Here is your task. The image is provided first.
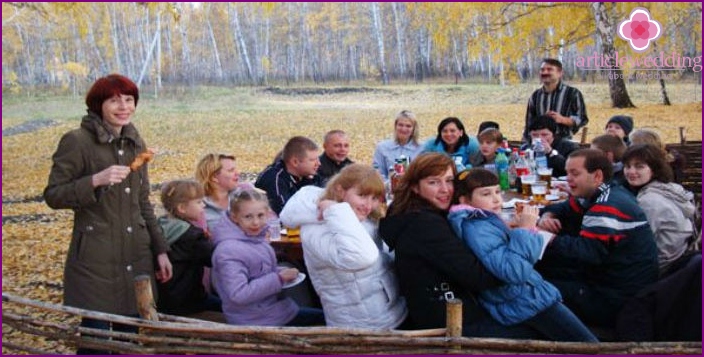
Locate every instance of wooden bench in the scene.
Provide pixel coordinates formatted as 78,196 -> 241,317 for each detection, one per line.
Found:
664,140 -> 702,205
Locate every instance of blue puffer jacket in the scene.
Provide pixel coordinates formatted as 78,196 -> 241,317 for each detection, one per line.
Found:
422,137 -> 479,167
448,206 -> 561,325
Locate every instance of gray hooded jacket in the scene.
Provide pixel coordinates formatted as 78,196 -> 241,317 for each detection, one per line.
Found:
637,181 -> 696,272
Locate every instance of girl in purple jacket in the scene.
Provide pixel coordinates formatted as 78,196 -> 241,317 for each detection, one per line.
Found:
210,189 -> 324,326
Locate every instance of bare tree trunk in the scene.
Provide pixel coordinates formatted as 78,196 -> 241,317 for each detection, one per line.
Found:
651,42 -> 671,105
348,46 -> 358,81
299,3 -> 307,81
452,37 -> 463,83
591,2 -> 636,108
263,16 -> 270,85
300,4 -> 321,83
87,25 -> 108,75
391,2 -> 407,76
178,12 -> 192,85
205,4 -> 224,81
163,19 -> 173,81
425,31 -> 433,76
415,28 -> 426,83
109,4 -> 123,75
229,3 -> 254,84
498,31 -> 505,86
370,2 -> 389,85
120,7 -> 136,78
136,16 -> 160,87
285,3 -> 297,84
156,12 -> 161,96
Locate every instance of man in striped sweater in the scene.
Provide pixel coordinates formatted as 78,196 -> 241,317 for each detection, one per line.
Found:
536,149 -> 658,327
523,58 -> 589,143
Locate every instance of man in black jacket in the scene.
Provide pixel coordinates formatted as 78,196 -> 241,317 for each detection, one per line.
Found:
522,114 -> 580,177
255,136 -> 323,215
317,130 -> 353,184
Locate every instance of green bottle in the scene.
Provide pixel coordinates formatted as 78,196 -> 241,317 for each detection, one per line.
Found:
495,149 -> 510,191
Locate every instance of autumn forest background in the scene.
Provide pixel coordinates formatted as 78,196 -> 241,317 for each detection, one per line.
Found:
2,2 -> 702,354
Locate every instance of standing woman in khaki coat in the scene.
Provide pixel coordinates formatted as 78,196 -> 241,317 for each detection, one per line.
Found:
44,74 -> 172,354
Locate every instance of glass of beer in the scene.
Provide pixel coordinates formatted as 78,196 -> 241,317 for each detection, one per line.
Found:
537,167 -> 553,190
531,181 -> 548,203
520,174 -> 537,198
286,226 -> 301,241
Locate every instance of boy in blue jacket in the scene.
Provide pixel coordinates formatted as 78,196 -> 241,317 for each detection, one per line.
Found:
448,168 -> 597,342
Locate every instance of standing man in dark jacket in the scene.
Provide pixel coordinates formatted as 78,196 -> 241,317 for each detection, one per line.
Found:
523,58 -> 588,143
537,149 -> 658,327
255,136 -> 323,215
317,130 -> 353,184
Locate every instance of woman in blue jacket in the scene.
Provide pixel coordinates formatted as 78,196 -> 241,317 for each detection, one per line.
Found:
422,117 -> 479,168
448,168 -> 597,342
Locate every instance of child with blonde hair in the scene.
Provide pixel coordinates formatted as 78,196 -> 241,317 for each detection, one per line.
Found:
157,180 -> 221,316
210,189 -> 324,326
448,168 -> 597,342
280,164 -> 408,329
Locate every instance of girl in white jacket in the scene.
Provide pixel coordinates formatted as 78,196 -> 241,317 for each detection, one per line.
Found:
280,164 -> 408,329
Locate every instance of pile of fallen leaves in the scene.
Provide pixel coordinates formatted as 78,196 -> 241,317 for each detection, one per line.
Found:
2,83 -> 701,353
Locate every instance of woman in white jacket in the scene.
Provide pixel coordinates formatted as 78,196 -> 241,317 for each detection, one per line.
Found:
280,164 -> 408,329
623,144 -> 697,275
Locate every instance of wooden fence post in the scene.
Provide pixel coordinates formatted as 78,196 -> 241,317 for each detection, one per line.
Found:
679,126 -> 686,144
580,127 -> 589,144
445,298 -> 463,338
134,275 -> 158,322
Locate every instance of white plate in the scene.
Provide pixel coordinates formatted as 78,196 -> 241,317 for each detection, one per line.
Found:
282,272 -> 306,289
545,194 -> 560,201
502,198 -> 529,209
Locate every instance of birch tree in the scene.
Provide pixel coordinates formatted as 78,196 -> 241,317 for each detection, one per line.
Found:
369,2 -> 389,84
229,3 -> 254,84
592,2 -> 635,108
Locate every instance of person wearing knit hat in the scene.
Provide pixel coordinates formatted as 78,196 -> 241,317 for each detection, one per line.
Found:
605,115 -> 634,144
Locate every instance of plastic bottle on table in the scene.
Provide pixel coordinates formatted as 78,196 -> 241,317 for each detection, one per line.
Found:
391,159 -> 405,197
533,138 -> 548,170
515,151 -> 530,177
495,149 -> 510,191
508,148 -> 519,190
453,155 -> 466,172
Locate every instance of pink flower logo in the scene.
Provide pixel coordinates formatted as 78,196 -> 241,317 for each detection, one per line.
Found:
618,8 -> 661,52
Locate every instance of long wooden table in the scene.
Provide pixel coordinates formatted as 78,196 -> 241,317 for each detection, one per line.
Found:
270,235 -> 303,265
270,189 -> 567,264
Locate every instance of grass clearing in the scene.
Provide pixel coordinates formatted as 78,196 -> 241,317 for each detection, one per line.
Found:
3,82 -> 701,199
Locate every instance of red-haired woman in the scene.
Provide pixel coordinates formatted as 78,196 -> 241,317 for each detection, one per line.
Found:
44,74 -> 172,354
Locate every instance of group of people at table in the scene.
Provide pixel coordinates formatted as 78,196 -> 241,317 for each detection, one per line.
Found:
43,58 -> 699,354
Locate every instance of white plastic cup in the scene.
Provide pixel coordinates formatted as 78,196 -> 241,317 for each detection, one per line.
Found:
268,218 -> 282,241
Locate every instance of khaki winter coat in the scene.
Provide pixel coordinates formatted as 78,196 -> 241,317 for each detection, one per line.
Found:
44,112 -> 167,315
